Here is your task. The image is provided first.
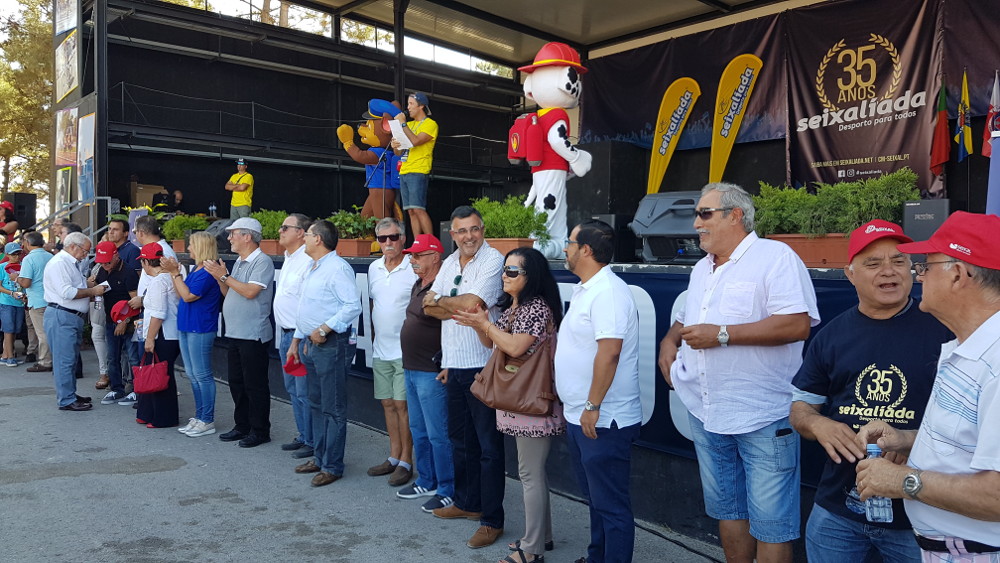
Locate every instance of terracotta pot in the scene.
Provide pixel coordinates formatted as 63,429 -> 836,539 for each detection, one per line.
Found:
485,238 -> 535,256
259,239 -> 282,256
337,238 -> 373,257
171,239 -> 185,253
768,233 -> 850,268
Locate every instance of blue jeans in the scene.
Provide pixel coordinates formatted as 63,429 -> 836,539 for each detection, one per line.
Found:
567,421 -> 640,563
806,504 -> 921,563
447,367 -> 505,528
399,173 -> 428,210
44,306 -> 83,407
405,369 -> 454,498
178,331 -> 217,424
688,413 -> 801,543
105,323 -> 140,395
302,332 -> 349,475
280,328 -> 311,447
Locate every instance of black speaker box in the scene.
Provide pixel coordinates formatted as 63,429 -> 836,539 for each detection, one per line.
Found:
903,199 -> 949,243
5,193 -> 36,230
205,218 -> 235,254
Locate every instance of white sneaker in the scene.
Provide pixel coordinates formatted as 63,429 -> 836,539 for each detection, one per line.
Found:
178,418 -> 198,434
186,421 -> 216,437
117,392 -> 137,406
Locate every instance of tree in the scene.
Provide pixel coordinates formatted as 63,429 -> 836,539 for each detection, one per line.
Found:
0,0 -> 52,198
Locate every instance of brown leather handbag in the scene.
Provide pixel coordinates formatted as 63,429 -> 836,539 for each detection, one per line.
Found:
471,323 -> 558,416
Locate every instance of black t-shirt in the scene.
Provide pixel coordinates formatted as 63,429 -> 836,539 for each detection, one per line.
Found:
95,261 -> 140,324
400,278 -> 441,373
793,299 -> 952,528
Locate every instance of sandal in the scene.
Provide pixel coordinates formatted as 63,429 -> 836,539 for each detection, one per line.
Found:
500,547 -> 544,563
508,540 -> 554,552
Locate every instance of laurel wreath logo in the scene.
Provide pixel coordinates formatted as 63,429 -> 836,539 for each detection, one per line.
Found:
855,363 -> 877,407
887,364 -> 907,408
854,363 -> 907,410
814,35 -> 902,111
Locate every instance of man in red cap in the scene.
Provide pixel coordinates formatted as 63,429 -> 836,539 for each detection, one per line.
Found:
856,211 -> 1000,560
92,241 -> 140,405
790,220 -> 952,562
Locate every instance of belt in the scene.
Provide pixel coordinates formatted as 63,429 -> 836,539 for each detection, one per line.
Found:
47,303 -> 88,320
915,534 -> 1000,554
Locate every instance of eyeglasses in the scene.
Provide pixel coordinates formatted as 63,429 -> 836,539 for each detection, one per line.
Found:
502,266 -> 526,278
695,207 -> 734,220
304,231 -> 319,238
451,226 -> 483,236
376,233 -> 401,243
564,239 -> 581,246
279,225 -> 303,232
913,260 -> 957,276
450,274 -> 462,297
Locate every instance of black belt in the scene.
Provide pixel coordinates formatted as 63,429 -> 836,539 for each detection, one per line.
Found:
915,534 -> 1000,554
47,303 -> 87,320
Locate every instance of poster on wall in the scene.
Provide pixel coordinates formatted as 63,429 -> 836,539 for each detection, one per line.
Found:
77,112 -> 95,201
54,0 -> 77,36
786,0 -> 939,193
55,31 -> 78,103
55,107 -> 78,167
56,167 -> 73,208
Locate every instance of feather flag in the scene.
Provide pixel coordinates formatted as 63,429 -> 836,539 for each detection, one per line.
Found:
983,70 -> 999,158
930,84 -> 950,176
954,70 -> 973,162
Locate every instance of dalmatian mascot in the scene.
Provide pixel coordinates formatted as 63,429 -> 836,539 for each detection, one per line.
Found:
509,42 -> 593,259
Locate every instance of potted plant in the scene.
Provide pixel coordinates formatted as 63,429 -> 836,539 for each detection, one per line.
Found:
250,209 -> 288,255
754,168 -> 919,268
162,214 -> 210,252
326,205 -> 378,257
470,195 -> 549,255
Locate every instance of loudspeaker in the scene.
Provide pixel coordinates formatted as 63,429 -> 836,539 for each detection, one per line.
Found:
205,218 -> 235,254
5,193 -> 36,229
439,221 -> 457,253
591,213 -> 639,262
903,199 -> 949,242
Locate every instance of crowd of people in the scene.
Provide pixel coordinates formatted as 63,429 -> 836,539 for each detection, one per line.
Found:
9,179 -> 999,563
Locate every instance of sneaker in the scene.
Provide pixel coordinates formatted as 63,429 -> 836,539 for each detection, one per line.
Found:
117,392 -> 137,406
100,391 -> 125,405
421,495 -> 454,513
186,421 -> 216,437
178,418 -> 199,434
3,358 -> 19,367
396,483 -> 436,500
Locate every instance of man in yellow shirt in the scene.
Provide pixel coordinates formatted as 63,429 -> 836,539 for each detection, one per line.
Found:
391,93 -> 438,237
225,158 -> 254,218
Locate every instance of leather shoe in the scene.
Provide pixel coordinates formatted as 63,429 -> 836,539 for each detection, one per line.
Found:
295,460 -> 320,474
281,438 -> 304,451
367,459 -> 396,476
58,400 -> 93,412
433,505 -> 482,520
467,525 -> 503,549
291,447 -> 314,459
387,465 -> 412,486
311,471 -> 342,487
95,374 -> 109,389
218,428 -> 248,442
75,394 -> 92,403
27,363 -> 52,372
238,433 -> 271,448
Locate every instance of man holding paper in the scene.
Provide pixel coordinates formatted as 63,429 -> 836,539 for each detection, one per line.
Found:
390,92 -> 438,237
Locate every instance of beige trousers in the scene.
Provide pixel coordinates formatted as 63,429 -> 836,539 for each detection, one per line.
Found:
28,307 -> 50,367
515,434 -> 554,556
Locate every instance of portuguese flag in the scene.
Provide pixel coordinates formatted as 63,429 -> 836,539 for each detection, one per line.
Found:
930,84 -> 950,176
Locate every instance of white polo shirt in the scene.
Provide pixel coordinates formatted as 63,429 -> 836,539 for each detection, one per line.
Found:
671,231 -> 820,435
368,255 -> 417,360
43,250 -> 89,313
273,245 -> 312,331
555,265 -> 641,428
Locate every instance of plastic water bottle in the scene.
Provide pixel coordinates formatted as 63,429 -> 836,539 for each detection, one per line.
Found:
208,202 -> 217,217
348,326 -> 357,346
94,294 -> 103,310
864,444 -> 894,523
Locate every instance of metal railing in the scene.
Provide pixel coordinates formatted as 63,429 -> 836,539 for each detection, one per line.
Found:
32,196 -> 115,244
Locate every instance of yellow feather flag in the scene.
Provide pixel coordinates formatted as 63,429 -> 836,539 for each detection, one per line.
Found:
709,54 -> 763,183
647,77 -> 701,194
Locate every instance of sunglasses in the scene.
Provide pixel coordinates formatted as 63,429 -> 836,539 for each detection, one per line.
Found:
279,225 -> 303,232
502,266 -> 526,278
695,207 -> 734,220
449,274 -> 462,297
376,233 -> 401,243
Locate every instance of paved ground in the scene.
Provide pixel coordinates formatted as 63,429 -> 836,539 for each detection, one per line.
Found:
0,348 -> 725,563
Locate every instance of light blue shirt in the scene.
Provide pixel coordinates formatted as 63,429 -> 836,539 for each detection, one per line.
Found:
18,248 -> 54,309
294,251 -> 362,339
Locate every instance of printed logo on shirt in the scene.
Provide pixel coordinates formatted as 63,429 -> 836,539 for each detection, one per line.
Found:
836,363 -> 916,427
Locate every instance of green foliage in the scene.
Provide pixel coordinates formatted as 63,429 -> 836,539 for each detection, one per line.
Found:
753,168 -> 920,237
162,214 -> 209,241
326,206 -> 377,239
470,195 -> 549,243
250,209 -> 288,240
121,204 -> 171,226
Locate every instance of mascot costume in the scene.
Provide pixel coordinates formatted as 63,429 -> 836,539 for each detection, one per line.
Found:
509,42 -> 593,259
337,99 -> 403,220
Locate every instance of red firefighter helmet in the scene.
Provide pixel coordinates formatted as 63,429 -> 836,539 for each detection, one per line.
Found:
518,42 -> 588,75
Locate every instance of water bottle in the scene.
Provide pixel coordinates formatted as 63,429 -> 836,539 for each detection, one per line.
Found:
348,326 -> 357,346
94,294 -> 103,310
135,317 -> 145,342
864,444 -> 894,523
208,202 -> 217,217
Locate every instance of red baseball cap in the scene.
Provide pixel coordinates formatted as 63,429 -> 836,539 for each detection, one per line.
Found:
94,241 -> 118,263
283,356 -> 308,377
897,211 -> 1000,269
403,234 -> 444,254
110,300 -> 140,324
847,220 -> 913,263
139,242 -> 164,260
0,201 -> 13,212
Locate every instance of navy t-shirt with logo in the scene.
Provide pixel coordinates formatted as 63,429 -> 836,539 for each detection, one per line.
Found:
793,299 -> 952,529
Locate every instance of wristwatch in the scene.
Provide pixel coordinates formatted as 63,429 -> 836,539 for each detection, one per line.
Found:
318,327 -> 328,337
902,470 -> 924,499
433,294 -> 443,303
717,325 -> 730,347
583,400 -> 601,411
220,274 -> 230,283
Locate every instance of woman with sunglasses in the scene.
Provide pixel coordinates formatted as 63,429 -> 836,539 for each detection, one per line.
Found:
454,246 -> 565,563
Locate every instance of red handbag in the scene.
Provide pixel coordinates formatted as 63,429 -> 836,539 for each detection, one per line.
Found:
132,353 -> 169,394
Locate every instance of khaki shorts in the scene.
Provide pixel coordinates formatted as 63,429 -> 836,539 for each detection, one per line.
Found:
373,357 -> 406,401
